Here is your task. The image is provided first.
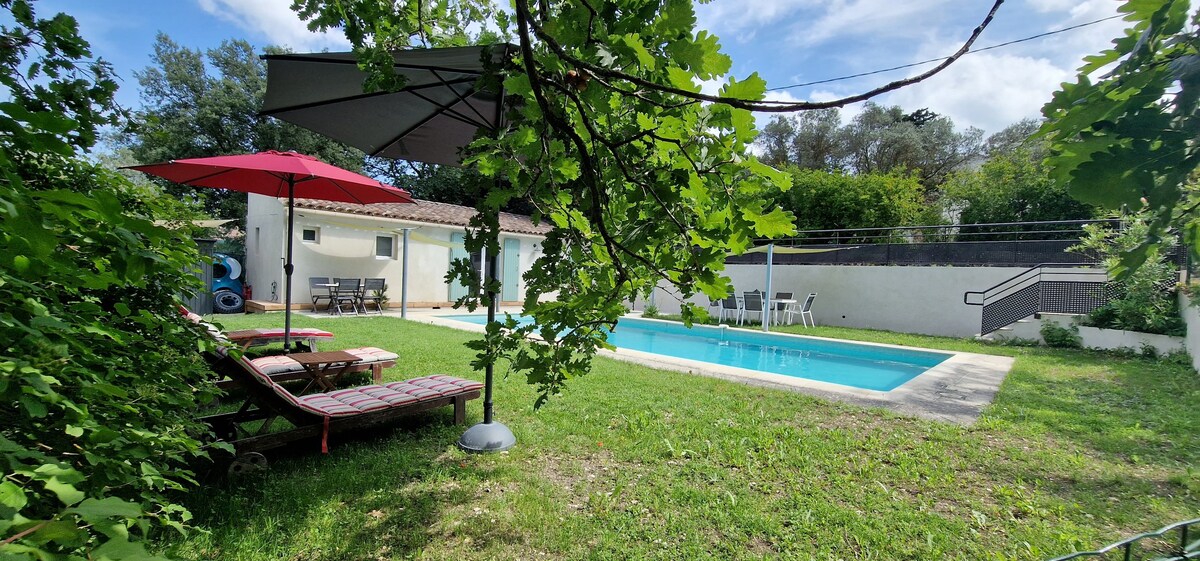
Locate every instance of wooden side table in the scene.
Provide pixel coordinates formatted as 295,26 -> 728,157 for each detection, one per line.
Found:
287,350 -> 363,393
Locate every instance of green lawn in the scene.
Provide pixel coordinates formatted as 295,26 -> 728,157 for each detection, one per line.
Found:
165,313 -> 1200,560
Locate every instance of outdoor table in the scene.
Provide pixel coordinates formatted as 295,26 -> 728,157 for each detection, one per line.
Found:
288,350 -> 363,393
224,329 -> 333,352
771,299 -> 797,326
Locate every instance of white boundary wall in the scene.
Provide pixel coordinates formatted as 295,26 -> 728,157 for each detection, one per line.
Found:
1180,293 -> 1200,371
995,313 -> 1186,355
650,265 -> 1031,338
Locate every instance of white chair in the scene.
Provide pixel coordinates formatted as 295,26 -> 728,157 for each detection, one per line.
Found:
785,293 -> 817,327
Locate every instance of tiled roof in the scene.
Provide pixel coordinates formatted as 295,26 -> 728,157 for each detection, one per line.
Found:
291,197 -> 551,236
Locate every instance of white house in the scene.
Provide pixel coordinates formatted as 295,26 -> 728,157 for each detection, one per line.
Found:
244,194 -> 550,310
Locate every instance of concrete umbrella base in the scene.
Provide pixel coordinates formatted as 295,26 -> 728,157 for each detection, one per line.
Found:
457,420 -> 516,453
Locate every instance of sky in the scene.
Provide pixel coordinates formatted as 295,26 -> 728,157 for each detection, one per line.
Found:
42,0 -> 1137,137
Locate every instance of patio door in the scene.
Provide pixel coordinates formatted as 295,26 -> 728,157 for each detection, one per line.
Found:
501,238 -> 520,302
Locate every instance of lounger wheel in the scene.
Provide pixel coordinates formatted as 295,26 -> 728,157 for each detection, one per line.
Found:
227,452 -> 268,476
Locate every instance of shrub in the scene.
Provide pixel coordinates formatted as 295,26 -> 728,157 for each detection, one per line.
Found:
642,304 -> 661,318
1040,322 -> 1082,348
1070,217 -> 1185,336
1,4 -> 219,559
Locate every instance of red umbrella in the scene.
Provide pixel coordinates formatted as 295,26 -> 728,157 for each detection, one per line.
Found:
128,150 -> 414,350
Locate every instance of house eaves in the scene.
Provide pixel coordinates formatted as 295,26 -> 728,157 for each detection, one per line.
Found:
289,197 -> 551,236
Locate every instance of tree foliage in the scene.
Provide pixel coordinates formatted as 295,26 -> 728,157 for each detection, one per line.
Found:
774,168 -> 931,237
983,117 -> 1042,159
1040,0 -> 1200,275
1,2 -> 219,559
942,147 -> 1097,226
122,35 -> 367,225
292,0 -> 1003,404
1070,218 -> 1184,335
758,108 -> 842,170
756,104 -> 985,190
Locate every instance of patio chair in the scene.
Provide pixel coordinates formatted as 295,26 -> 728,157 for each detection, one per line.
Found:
331,277 -> 361,316
741,292 -> 765,326
784,293 -> 817,327
718,296 -> 741,324
309,277 -> 333,312
358,278 -> 387,314
201,348 -> 482,471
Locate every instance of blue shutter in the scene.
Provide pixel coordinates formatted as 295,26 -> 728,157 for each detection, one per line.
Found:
502,238 -> 521,301
449,232 -> 468,301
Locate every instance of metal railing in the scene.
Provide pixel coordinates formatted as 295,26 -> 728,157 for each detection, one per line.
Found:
780,219 -> 1117,245
963,263 -> 1111,335
1047,518 -> 1200,560
730,219 -> 1123,267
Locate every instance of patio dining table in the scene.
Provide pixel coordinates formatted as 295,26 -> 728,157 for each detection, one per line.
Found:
771,299 -> 797,326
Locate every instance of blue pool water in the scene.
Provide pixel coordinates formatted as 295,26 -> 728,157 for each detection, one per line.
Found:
439,315 -> 951,392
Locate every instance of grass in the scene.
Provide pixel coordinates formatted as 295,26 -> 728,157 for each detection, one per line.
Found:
164,313 -> 1200,560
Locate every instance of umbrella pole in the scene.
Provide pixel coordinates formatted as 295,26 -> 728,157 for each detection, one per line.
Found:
401,227 -> 412,319
763,242 -> 774,332
457,230 -> 515,452
283,178 -> 296,352
483,249 -> 497,423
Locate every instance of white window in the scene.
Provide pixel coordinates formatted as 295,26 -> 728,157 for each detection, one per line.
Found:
375,235 -> 396,259
301,227 -> 320,243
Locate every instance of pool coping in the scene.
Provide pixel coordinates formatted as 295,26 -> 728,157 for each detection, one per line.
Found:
414,310 -> 1015,425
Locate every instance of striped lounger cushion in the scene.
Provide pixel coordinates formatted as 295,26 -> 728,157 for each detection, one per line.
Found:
233,352 -> 481,417
297,376 -> 486,417
249,347 -> 399,375
242,327 -> 335,342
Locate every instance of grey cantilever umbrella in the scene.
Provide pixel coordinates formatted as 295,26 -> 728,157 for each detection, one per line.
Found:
261,45 -> 511,165
261,44 -> 517,452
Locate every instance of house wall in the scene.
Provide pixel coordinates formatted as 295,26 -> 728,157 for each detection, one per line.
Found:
245,195 -> 544,310
650,265 -> 1030,338
245,194 -> 286,303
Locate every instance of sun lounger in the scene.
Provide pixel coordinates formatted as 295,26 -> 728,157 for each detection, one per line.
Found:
180,307 -> 334,350
224,327 -> 335,351
202,348 -> 482,471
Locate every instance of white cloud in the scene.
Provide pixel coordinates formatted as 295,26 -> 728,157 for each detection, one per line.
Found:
195,0 -> 349,51
696,0 -> 820,43
699,77 -> 727,96
787,0 -> 953,47
881,49 -> 1066,133
1026,0 -> 1087,14
1024,0 -> 1125,67
788,2 -> 1134,133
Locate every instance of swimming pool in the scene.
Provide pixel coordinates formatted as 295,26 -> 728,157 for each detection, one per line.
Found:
438,315 -> 951,392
